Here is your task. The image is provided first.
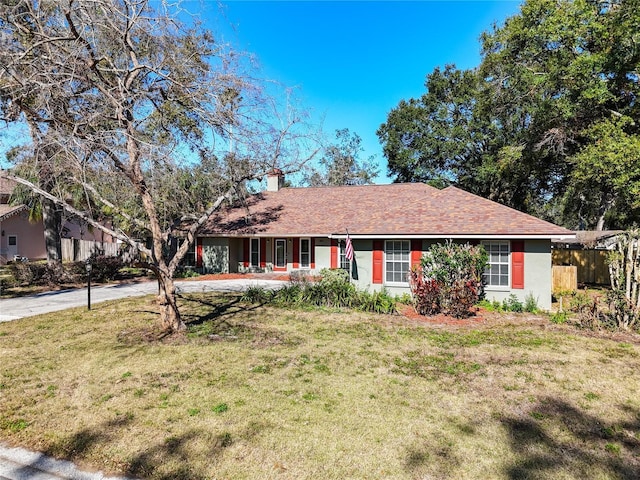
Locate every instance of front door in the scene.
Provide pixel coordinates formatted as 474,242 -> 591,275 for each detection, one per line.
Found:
7,235 -> 17,260
274,238 -> 286,270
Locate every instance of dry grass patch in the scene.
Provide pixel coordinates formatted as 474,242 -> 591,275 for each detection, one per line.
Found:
1,293 -> 639,479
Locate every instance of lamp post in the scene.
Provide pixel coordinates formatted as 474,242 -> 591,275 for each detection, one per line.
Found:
85,259 -> 92,311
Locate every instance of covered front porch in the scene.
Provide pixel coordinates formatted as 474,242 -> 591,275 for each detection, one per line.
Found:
193,236 -> 323,275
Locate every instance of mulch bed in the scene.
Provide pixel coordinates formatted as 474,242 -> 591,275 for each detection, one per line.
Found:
397,303 -> 486,327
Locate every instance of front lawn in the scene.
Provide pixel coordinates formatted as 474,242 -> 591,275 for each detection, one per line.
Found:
1,293 -> 639,479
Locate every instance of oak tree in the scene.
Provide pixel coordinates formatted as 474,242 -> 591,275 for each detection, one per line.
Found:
0,0 -> 319,332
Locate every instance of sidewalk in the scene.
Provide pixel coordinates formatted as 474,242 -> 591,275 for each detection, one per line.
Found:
0,443 -> 134,480
0,278 -> 286,322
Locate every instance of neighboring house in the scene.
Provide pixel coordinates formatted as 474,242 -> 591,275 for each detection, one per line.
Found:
0,177 -> 117,264
0,203 -> 45,262
195,171 -> 575,310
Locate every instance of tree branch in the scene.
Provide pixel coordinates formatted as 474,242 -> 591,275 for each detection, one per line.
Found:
0,171 -> 152,258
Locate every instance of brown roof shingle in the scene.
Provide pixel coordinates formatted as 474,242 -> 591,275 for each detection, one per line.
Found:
0,204 -> 27,221
201,183 -> 574,238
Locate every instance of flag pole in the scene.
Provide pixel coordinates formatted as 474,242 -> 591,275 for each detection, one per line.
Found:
345,228 -> 354,282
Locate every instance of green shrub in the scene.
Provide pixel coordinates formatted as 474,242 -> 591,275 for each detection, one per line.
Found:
550,311 -> 568,324
241,285 -> 271,304
524,293 -> 539,313
241,268 -> 396,314
9,261 -> 78,286
503,294 -> 523,313
175,267 -> 199,278
82,254 -> 125,282
356,289 -> 397,314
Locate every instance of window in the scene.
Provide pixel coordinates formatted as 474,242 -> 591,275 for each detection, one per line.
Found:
483,241 -> 509,287
339,240 -> 351,271
250,238 -> 260,268
8,235 -> 17,246
300,238 -> 310,268
184,241 -> 196,267
385,240 -> 410,284
275,239 -> 286,269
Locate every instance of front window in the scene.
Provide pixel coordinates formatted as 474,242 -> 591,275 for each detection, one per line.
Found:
178,238 -> 195,267
339,240 -> 351,271
385,240 -> 410,284
300,238 -> 310,268
483,241 -> 509,287
250,238 -> 260,268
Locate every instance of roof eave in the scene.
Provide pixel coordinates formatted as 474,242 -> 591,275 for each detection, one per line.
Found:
198,232 -> 576,241
0,204 -> 28,221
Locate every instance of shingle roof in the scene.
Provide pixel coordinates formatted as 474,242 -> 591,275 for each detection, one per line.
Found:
0,204 -> 27,221
200,183 -> 574,238
0,177 -> 16,196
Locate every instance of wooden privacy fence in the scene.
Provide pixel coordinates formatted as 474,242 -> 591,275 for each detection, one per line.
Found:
62,238 -> 119,262
552,265 -> 578,293
552,248 -> 611,286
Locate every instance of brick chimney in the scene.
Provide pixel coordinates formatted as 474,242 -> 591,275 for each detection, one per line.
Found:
266,168 -> 285,192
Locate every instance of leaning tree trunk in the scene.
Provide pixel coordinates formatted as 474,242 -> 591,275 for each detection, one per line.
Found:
156,269 -> 186,333
42,197 -> 63,265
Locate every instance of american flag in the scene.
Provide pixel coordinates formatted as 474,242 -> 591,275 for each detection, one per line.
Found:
345,232 -> 354,261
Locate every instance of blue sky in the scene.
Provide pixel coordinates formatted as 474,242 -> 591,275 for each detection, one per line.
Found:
206,0 -> 523,182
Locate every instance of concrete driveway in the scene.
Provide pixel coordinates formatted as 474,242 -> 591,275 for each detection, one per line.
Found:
0,278 -> 286,322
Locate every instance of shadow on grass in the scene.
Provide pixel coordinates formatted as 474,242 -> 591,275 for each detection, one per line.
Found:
501,397 -> 640,479
125,430 -> 225,480
403,397 -> 640,479
179,294 -> 248,326
38,415 -> 263,480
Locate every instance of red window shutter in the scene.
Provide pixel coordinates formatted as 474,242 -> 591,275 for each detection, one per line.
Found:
311,238 -> 316,269
260,239 -> 266,268
293,238 -> 300,268
372,240 -> 383,284
511,240 -> 525,289
196,238 -> 203,268
243,238 -> 250,268
411,239 -> 422,268
330,239 -> 338,269
469,239 -> 479,246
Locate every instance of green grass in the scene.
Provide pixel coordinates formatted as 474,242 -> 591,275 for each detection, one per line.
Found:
0,292 -> 639,479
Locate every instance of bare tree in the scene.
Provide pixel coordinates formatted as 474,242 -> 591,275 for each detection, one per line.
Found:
0,0 -> 319,332
304,129 -> 379,187
607,230 -> 640,330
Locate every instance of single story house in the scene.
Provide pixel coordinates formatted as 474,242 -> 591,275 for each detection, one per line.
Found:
0,177 -> 117,264
195,172 -> 575,310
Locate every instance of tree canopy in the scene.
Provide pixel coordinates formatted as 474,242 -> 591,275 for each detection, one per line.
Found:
0,0 -> 319,332
377,0 -> 640,229
304,128 -> 379,186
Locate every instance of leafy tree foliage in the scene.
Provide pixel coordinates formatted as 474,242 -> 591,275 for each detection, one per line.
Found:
305,128 -> 379,186
0,0 -> 318,332
378,0 -> 640,229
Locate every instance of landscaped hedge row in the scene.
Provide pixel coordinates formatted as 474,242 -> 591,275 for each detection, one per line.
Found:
242,268 -> 397,314
8,254 -> 125,286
